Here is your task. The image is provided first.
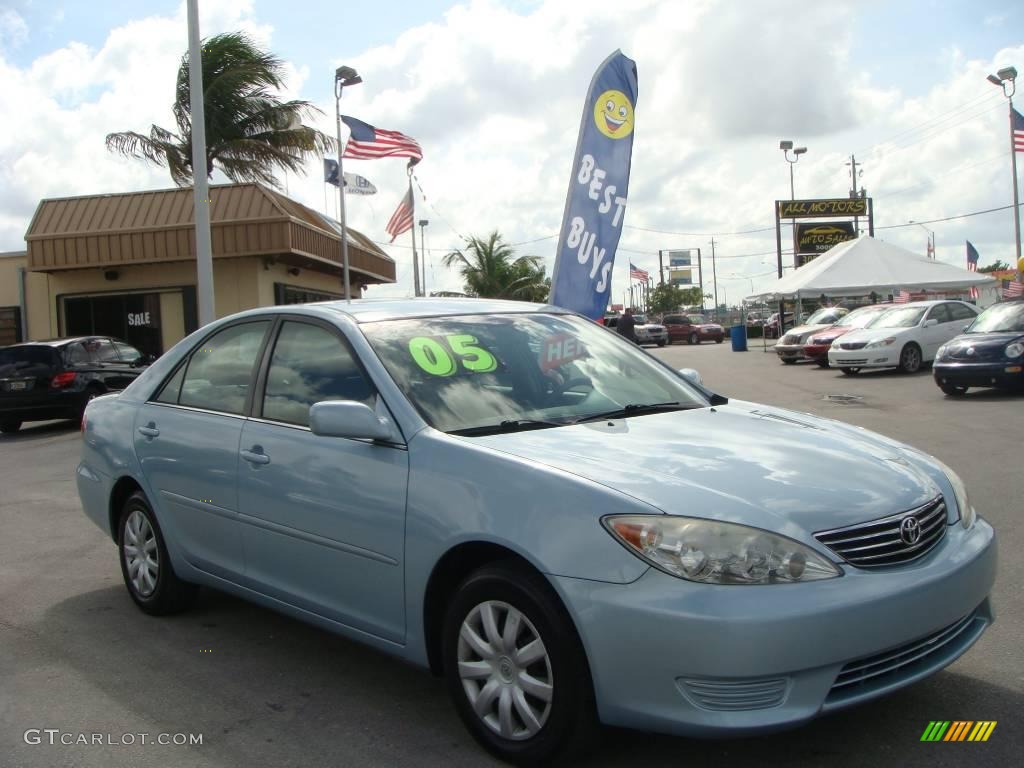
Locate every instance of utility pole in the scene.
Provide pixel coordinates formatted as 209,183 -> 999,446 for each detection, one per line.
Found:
709,238 -> 719,321
658,249 -> 665,286
186,0 -> 215,326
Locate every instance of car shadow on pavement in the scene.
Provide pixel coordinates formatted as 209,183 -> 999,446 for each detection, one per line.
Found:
22,584 -> 1021,767
0,419 -> 79,442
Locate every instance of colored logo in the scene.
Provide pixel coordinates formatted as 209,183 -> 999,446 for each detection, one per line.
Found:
921,721 -> 997,742
900,515 -> 922,545
593,90 -> 634,139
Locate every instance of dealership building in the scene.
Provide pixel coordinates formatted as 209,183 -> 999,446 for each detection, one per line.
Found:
0,182 -> 395,353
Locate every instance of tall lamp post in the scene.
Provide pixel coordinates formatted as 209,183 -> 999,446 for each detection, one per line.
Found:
186,0 -> 215,326
780,140 -> 807,327
987,66 -> 1021,279
334,65 -> 363,301
908,220 -> 935,259
779,140 -> 807,200
418,219 -> 429,296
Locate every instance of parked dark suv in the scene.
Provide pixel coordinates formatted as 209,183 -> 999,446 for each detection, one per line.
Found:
0,336 -> 151,433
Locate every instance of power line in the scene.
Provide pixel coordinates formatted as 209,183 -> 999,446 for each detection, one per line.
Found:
624,223 -> 776,237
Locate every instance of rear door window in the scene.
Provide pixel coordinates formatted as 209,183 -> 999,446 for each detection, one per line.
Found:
178,322 -> 271,415
927,304 -> 952,324
948,303 -> 977,322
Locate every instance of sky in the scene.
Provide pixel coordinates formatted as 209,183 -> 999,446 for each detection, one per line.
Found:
1,0 -> 1022,303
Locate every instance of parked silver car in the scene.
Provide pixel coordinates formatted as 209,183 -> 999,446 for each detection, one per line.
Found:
77,298 -> 995,764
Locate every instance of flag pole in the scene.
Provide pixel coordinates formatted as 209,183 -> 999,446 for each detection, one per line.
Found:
409,168 -> 421,297
1009,96 -> 1023,281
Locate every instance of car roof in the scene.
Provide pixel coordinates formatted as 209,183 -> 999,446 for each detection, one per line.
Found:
310,297 -> 566,323
2,336 -> 104,348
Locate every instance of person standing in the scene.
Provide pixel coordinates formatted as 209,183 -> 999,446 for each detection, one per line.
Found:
616,308 -> 637,342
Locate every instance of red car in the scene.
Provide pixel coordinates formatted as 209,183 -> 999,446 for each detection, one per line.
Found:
800,305 -> 891,367
662,314 -> 725,344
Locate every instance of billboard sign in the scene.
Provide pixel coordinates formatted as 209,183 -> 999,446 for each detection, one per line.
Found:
778,198 -> 868,219
669,270 -> 693,285
667,249 -> 695,267
795,221 -> 857,256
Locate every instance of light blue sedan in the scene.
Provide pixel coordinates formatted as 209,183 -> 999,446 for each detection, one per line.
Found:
77,298 -> 996,764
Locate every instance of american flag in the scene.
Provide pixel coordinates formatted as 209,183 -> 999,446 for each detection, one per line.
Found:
385,189 -> 414,242
893,289 -> 911,304
341,116 -> 423,165
1004,279 -> 1024,298
1013,107 -> 1024,153
966,240 -> 979,300
629,262 -> 649,281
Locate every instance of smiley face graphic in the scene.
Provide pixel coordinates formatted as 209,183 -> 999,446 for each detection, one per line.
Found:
593,89 -> 634,139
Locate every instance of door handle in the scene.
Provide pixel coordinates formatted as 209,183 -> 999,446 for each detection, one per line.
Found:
240,448 -> 271,465
137,425 -> 160,438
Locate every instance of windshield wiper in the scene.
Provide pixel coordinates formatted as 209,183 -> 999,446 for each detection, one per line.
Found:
449,418 -> 568,437
571,401 -> 698,424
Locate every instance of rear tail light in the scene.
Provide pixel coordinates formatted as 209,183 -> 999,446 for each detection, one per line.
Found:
50,371 -> 77,389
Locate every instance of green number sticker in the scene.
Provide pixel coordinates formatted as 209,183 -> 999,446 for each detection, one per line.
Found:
409,337 -> 456,376
447,335 -> 498,373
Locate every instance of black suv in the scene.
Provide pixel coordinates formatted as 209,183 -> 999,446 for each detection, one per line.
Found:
0,337 -> 152,433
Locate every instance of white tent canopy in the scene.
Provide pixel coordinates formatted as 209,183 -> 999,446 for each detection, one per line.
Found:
745,236 -> 997,302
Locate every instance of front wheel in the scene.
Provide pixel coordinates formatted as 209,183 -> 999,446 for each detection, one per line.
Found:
816,359 -> 830,369
443,562 -> 598,765
781,357 -> 797,365
941,384 -> 968,397
657,339 -> 667,347
715,338 -> 723,344
118,492 -> 198,615
0,420 -> 22,434
688,333 -> 699,345
840,367 -> 861,375
898,343 -> 922,374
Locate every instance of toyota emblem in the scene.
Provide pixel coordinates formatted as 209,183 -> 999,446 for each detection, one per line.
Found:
900,516 -> 922,545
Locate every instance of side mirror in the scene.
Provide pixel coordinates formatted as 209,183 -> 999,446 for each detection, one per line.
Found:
310,401 -> 393,441
923,318 -> 939,328
678,368 -> 703,386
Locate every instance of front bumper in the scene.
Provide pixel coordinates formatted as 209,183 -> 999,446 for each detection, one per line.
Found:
802,344 -> 831,361
828,347 -> 899,368
637,332 -> 668,344
775,343 -> 804,360
552,518 -> 996,737
934,361 -> 1024,389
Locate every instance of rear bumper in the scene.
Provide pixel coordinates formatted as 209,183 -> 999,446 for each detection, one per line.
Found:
934,362 -> 1024,389
0,391 -> 87,421
552,518 -> 996,738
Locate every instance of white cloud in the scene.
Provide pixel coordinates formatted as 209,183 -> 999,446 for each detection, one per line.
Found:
0,8 -> 29,51
1,0 -> 1021,303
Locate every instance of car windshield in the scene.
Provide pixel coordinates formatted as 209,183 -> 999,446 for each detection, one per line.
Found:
806,307 -> 845,325
867,306 -> 926,328
361,313 -> 707,434
966,302 -> 1024,333
632,314 -> 649,324
687,315 -> 706,323
0,346 -> 57,375
834,307 -> 885,328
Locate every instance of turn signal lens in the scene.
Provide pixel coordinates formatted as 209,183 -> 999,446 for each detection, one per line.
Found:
50,372 -> 77,389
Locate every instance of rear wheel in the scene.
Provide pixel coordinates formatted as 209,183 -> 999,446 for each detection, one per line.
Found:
443,562 -> 598,765
118,491 -> 198,615
840,367 -> 861,375
940,384 -> 968,397
898,343 -> 922,374
0,420 -> 22,434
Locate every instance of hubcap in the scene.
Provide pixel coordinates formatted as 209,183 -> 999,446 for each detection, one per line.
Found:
457,600 -> 553,741
904,348 -> 920,370
123,510 -> 159,597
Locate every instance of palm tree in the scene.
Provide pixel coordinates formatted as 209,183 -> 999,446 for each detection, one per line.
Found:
106,32 -> 332,187
443,232 -> 549,300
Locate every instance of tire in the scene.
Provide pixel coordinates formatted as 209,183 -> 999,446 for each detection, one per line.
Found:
657,340 -> 666,347
117,491 -> 198,615
0,420 -> 22,434
897,343 -> 922,374
77,386 -> 104,422
840,367 -> 861,375
941,384 -> 968,397
442,561 -> 598,765
715,338 -> 723,344
816,359 -> 830,369
688,333 -> 699,345
781,358 -> 797,365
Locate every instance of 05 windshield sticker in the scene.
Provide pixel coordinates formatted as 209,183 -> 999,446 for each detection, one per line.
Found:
409,335 -> 498,376
539,333 -> 588,372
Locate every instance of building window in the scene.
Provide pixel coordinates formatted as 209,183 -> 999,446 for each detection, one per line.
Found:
62,293 -> 164,358
274,282 -> 344,306
0,307 -> 22,346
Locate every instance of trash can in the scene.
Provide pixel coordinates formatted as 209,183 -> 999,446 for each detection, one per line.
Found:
730,324 -> 748,352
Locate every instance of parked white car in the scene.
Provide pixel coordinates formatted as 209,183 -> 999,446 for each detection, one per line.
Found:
827,300 -> 980,375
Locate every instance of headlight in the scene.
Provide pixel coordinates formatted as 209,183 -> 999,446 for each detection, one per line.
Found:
865,337 -> 897,349
907,452 -> 975,529
936,343 -> 949,359
603,516 -> 842,584
1006,342 -> 1024,358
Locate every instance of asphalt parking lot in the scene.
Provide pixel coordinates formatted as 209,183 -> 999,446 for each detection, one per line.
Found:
1,341 -> 1020,768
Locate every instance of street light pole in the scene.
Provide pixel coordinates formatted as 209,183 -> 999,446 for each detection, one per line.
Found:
779,140 -> 806,327
908,220 -> 935,258
987,66 -> 1021,279
186,0 -> 215,326
334,66 -> 363,301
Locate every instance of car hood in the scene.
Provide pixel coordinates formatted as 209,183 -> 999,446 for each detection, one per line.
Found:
470,402 -> 942,538
807,325 -> 854,343
939,331 -> 1024,359
835,325 -> 915,344
782,323 -> 832,342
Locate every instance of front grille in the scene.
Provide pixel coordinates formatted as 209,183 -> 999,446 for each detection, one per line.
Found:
840,341 -> 867,350
814,497 -> 946,567
678,677 -> 789,711
946,345 -> 1002,362
837,358 -> 868,365
827,610 -> 981,702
